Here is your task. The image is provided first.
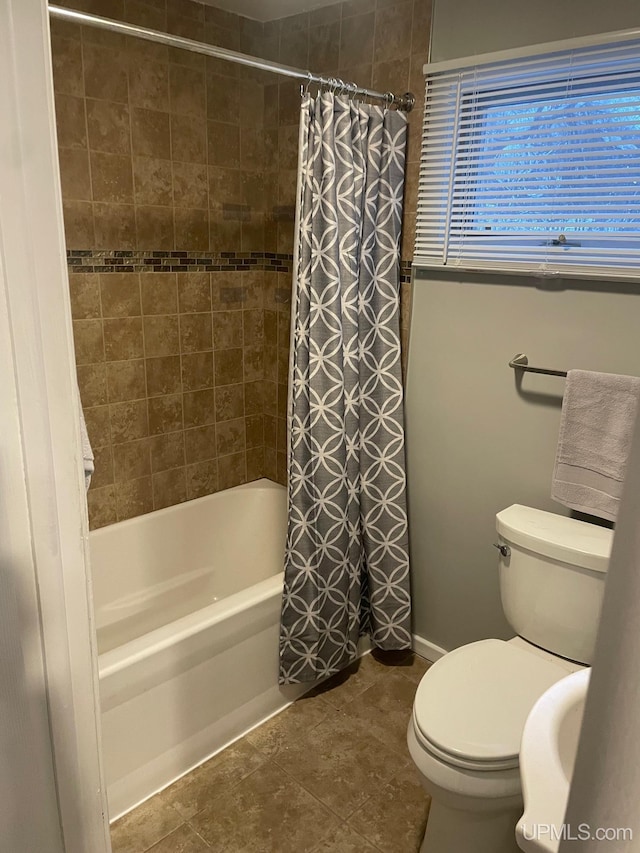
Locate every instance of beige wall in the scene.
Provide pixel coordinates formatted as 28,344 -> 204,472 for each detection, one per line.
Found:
407,0 -> 640,651
430,0 -> 640,62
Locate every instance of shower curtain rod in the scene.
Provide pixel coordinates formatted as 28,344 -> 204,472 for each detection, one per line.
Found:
48,5 -> 415,111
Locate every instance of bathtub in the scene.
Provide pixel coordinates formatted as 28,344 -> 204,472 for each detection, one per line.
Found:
90,478 -> 307,819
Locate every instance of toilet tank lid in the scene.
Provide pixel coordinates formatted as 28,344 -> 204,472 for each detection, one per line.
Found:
496,505 -> 612,573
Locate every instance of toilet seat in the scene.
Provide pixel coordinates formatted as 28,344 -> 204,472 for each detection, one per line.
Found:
412,717 -> 520,772
412,639 -> 568,772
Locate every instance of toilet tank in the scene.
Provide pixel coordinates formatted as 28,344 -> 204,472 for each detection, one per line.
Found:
496,505 -> 613,665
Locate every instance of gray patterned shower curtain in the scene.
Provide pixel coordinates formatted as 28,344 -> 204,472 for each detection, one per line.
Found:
278,92 -> 412,685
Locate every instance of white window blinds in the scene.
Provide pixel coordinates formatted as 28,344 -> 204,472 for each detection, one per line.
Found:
414,32 -> 640,279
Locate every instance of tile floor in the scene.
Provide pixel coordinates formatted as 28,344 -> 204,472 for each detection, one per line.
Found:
110,651 -> 432,853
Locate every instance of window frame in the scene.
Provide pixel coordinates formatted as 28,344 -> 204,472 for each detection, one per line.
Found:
414,29 -> 640,280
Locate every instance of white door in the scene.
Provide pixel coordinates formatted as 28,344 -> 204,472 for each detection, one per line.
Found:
0,0 -> 110,850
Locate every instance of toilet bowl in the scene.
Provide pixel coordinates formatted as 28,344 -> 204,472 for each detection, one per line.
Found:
409,638 -> 579,853
408,505 -> 612,853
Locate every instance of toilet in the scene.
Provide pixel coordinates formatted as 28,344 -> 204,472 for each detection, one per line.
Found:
407,504 -> 612,853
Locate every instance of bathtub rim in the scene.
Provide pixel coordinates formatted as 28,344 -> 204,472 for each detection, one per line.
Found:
90,477 -> 285,541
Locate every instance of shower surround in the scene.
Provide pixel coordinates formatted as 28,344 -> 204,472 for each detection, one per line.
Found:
55,0 -> 429,528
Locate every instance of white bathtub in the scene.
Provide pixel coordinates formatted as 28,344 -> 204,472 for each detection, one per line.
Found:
90,478 -> 306,819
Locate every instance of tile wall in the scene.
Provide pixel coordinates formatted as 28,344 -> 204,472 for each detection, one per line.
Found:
54,0 -> 431,528
53,0 -> 282,528
53,0 -> 270,254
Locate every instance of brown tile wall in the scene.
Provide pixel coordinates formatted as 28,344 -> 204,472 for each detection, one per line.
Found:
52,0 -> 277,528
263,271 -> 292,486
52,0 -> 270,254
71,268 -> 269,528
54,0 -> 431,528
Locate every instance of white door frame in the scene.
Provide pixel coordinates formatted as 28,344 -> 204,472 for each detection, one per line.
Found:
0,0 -> 110,850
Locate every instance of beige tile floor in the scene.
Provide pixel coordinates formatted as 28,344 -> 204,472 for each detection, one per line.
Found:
110,651 -> 432,853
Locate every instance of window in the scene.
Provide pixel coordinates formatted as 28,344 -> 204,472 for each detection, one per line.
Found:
415,33 -> 640,279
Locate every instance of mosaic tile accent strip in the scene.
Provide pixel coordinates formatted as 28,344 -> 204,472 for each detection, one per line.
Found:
400,261 -> 412,284
67,250 -> 413,281
66,250 -> 295,275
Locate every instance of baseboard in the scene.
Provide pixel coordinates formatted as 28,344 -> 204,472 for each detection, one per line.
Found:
412,633 -> 448,662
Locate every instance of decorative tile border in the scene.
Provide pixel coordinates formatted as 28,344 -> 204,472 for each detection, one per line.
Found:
66,250 -> 294,275
66,250 -> 413,282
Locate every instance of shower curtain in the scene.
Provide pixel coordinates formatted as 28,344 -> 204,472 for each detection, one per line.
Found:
279,92 -> 412,685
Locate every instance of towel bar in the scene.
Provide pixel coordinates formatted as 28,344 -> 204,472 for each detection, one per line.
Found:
509,354 -> 568,378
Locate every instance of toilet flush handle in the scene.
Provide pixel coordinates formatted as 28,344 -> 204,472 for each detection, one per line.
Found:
493,542 -> 511,558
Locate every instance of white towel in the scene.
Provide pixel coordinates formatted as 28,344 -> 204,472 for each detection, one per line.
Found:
552,369 -> 640,522
80,403 -> 94,492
